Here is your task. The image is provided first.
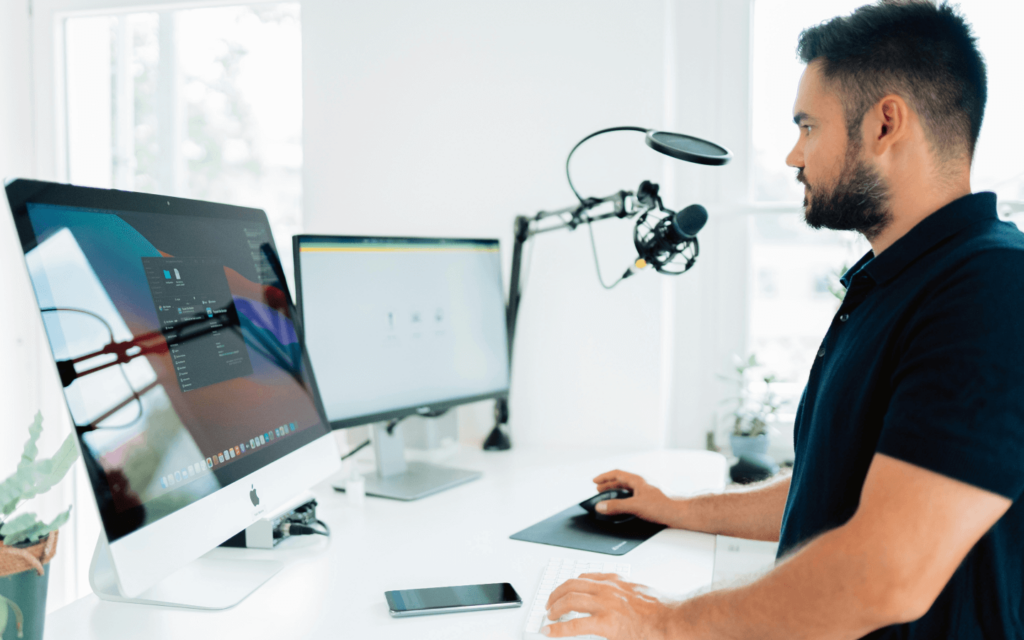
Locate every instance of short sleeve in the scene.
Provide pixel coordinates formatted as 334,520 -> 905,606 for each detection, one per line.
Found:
878,249 -> 1024,499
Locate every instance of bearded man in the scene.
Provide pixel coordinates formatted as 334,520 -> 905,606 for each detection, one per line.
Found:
544,2 -> 1023,638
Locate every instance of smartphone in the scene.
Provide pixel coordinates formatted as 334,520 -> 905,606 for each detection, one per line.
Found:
385,583 -> 522,617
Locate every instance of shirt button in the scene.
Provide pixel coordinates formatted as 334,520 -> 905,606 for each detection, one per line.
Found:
839,314 -> 850,322
817,348 -> 826,358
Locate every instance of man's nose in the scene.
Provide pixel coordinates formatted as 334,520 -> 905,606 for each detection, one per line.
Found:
786,141 -> 803,169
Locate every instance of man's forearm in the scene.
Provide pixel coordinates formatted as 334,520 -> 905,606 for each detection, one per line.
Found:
670,474 -> 790,541
665,520 -> 909,640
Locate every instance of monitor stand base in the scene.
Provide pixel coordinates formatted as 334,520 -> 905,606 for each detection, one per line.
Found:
89,537 -> 283,610
331,421 -> 481,500
360,461 -> 480,501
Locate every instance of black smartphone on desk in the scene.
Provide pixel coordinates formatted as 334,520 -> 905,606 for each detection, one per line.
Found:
385,583 -> 522,617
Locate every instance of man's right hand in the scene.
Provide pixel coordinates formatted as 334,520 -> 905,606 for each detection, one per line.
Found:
591,470 -> 681,528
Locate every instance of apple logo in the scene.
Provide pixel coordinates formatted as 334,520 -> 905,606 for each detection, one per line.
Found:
249,485 -> 259,507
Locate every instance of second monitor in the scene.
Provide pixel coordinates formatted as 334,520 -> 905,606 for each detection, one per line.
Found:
294,235 -> 510,499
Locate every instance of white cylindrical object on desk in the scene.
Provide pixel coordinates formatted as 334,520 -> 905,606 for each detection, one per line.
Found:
347,475 -> 365,506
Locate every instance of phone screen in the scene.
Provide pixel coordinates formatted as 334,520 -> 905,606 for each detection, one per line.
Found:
386,583 -> 520,612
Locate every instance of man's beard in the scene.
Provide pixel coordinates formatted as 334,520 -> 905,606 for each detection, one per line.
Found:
800,146 -> 891,241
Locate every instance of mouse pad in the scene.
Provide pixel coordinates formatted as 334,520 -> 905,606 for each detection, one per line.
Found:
510,505 -> 666,555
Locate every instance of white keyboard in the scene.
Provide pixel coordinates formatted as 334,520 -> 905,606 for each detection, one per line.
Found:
523,558 -> 631,640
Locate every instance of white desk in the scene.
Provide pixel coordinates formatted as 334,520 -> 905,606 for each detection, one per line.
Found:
45,446 -> 726,639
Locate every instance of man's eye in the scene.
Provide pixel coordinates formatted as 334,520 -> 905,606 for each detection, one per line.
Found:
803,125 -> 813,135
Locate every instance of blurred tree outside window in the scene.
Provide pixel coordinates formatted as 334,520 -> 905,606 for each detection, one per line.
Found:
64,3 -> 302,285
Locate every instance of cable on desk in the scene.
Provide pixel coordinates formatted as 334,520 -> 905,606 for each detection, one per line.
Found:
279,520 -> 330,538
340,439 -> 371,461
339,410 -> 449,461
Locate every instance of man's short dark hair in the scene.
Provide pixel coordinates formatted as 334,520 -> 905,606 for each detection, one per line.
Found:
797,1 -> 987,162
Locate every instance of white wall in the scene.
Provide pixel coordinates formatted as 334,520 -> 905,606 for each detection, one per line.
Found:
302,0 -> 753,449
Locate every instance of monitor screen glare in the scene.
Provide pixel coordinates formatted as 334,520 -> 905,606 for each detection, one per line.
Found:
9,184 -> 331,543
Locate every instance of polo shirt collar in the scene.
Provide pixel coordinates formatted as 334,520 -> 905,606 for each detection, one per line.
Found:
840,192 -> 998,289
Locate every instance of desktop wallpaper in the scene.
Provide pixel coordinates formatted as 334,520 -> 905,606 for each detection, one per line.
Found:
20,199 -> 327,541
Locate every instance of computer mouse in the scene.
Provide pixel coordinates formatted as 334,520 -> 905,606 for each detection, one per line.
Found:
578,488 -> 636,524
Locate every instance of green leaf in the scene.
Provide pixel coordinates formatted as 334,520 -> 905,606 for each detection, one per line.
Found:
0,594 -> 7,640
48,506 -> 71,528
0,432 -> 79,518
3,524 -> 47,548
0,512 -> 40,542
18,413 -> 44,471
1,508 -> 72,547
0,593 -> 24,639
39,433 -> 78,490
0,469 -> 36,517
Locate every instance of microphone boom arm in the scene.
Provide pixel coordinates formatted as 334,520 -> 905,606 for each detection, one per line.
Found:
485,126 -> 730,451
487,187 -> 659,451
506,187 -> 655,353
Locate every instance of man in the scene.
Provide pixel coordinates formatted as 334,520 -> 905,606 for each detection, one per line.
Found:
544,2 -> 1023,638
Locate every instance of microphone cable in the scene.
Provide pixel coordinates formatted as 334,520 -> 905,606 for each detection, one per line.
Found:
564,126 -> 651,290
565,126 -> 648,205
585,216 -> 623,290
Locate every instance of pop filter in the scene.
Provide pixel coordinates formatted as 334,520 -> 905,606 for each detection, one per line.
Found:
644,131 -> 732,166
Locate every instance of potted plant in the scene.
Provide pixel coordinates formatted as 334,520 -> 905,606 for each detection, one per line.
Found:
722,354 -> 785,460
0,412 -> 79,640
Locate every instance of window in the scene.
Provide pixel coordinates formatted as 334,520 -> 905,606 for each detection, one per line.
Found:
749,0 -> 1024,416
749,215 -> 869,417
64,4 -> 302,283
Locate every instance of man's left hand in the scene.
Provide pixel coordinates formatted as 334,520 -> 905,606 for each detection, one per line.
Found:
544,573 -> 673,639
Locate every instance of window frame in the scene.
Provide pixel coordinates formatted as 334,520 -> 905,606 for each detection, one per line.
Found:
29,0 -> 301,609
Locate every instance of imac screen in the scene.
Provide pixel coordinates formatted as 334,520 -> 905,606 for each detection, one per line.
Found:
7,181 -> 331,542
296,236 -> 510,426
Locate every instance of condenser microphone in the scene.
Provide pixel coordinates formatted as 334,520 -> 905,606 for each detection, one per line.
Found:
666,204 -> 708,241
623,204 -> 708,279
639,204 -> 707,257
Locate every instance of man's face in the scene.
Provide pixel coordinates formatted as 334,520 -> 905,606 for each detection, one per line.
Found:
786,61 -> 891,239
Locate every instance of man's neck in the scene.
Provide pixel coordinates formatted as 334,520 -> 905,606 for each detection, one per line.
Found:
867,177 -> 972,256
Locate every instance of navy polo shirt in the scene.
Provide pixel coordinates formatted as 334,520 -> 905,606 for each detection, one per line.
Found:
778,192 -> 1024,638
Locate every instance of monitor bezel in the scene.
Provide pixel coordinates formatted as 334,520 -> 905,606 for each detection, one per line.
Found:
293,233 -> 511,431
5,179 -> 339,556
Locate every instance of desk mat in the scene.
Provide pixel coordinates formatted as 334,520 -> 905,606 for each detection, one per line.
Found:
510,505 -> 666,556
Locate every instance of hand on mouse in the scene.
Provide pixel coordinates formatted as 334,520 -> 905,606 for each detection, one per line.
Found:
591,470 -> 678,527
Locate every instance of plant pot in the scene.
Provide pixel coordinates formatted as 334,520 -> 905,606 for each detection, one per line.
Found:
728,434 -> 778,484
0,532 -> 59,640
729,433 -> 770,458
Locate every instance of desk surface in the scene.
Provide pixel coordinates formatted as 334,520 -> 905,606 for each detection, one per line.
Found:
45,446 -> 726,639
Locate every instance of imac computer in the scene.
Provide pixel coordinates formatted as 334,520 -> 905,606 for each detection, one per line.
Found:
294,235 -> 510,500
5,179 -> 340,609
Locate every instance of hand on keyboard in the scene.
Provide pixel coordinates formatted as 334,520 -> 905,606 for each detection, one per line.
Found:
524,559 -> 629,640
543,565 -> 673,640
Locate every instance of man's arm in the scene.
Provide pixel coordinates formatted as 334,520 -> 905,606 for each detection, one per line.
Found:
593,470 -> 791,542
547,454 -> 1012,639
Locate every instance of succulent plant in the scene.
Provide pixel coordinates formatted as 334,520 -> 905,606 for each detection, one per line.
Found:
0,412 -> 79,639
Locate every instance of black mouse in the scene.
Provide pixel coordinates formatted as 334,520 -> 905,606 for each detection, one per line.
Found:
578,488 -> 636,524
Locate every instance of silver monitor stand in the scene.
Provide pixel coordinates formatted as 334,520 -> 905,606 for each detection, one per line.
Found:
333,421 -> 481,501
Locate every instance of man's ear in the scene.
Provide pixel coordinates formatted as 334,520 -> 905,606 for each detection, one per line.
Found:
863,94 -> 911,156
